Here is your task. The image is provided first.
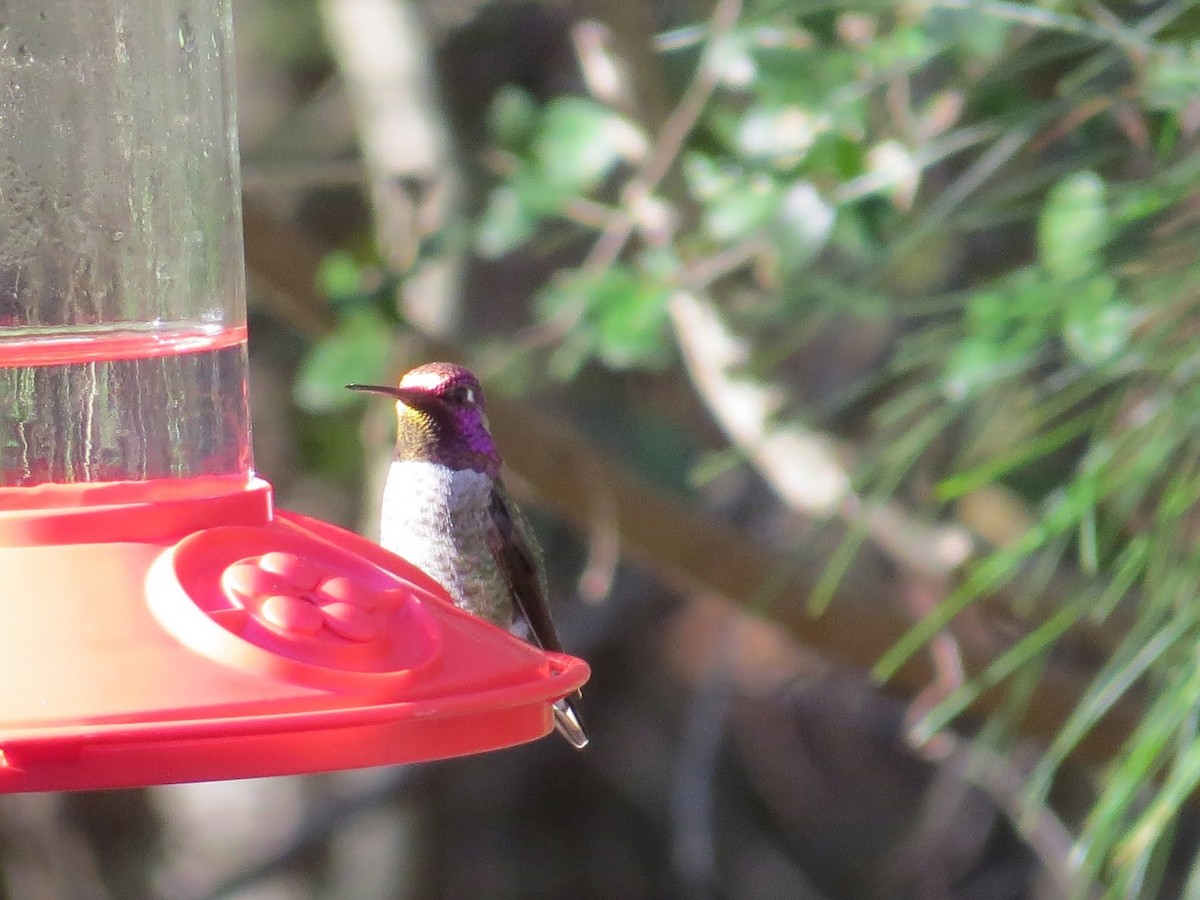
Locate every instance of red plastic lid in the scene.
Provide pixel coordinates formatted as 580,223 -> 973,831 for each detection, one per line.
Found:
0,479 -> 589,792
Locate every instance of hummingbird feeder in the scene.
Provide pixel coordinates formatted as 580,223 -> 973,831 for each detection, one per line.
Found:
0,0 -> 587,792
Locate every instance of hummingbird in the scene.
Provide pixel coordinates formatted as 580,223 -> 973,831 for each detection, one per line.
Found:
348,362 -> 589,749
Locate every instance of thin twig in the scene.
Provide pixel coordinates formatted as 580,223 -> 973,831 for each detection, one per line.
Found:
946,738 -> 1095,899
581,0 -> 743,275
684,237 -> 769,289
575,456 -> 622,606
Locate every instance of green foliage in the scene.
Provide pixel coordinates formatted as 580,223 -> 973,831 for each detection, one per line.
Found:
294,310 -> 392,412
537,267 -> 673,376
1038,170 -> 1107,282
533,98 -> 644,195
474,95 -> 647,260
296,251 -> 396,412
1142,41 -> 1200,113
487,84 -> 539,151
946,170 -> 1139,398
476,183 -> 538,258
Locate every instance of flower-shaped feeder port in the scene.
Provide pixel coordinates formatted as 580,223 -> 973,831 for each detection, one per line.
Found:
230,553 -> 387,643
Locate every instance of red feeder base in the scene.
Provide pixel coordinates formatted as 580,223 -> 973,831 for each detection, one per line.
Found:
0,479 -> 589,792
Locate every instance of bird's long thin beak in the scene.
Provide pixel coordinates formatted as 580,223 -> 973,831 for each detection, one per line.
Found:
346,383 -> 429,407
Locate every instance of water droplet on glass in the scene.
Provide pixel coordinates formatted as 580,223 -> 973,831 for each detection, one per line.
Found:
177,14 -> 196,54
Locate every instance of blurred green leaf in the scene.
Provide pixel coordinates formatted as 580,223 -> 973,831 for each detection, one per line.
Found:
736,104 -> 824,167
547,330 -> 594,382
537,268 -> 672,371
1142,42 -> 1200,113
774,181 -> 835,269
476,184 -> 538,259
944,277 -> 1056,399
295,311 -> 392,413
683,151 -> 740,201
865,23 -> 936,69
1038,170 -> 1107,282
638,244 -> 682,282
944,340 -> 1011,400
708,31 -> 758,88
593,279 -> 672,370
487,84 -> 538,151
316,250 -> 365,301
533,98 -> 644,195
1062,275 -> 1134,365
535,272 -> 588,323
926,6 -> 1010,64
702,175 -> 780,241
865,140 -> 920,208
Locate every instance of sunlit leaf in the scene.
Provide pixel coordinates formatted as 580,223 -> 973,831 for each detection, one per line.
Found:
296,311 -> 392,413
1142,42 -> 1200,113
1062,275 -> 1134,365
1039,171 -> 1107,282
594,284 -> 672,369
702,175 -> 780,241
533,98 -> 645,195
683,152 -> 738,202
866,140 -> 920,209
536,268 -> 672,372
773,181 -> 835,269
476,184 -> 537,258
316,250 -> 364,301
736,104 -> 825,167
709,31 -> 757,87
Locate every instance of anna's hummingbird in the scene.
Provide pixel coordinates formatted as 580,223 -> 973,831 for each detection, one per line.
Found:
348,362 -> 589,749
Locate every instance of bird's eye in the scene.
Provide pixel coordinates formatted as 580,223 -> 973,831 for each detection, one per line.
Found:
447,385 -> 476,406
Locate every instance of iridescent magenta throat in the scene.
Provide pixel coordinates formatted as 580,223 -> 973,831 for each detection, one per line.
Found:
452,410 -> 502,478
394,405 -> 502,478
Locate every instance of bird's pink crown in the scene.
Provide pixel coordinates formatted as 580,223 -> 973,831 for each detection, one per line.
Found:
398,362 -> 486,405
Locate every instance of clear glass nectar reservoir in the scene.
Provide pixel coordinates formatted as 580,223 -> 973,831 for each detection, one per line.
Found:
0,0 -> 250,488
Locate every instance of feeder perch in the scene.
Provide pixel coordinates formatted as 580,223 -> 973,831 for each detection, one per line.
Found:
0,0 -> 588,792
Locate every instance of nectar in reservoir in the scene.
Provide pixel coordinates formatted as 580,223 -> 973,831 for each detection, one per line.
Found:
0,323 -> 252,501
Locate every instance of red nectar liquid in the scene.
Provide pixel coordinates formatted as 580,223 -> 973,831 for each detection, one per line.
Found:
0,323 -> 252,498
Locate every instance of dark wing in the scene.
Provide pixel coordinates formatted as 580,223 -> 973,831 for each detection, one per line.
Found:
489,481 -> 590,749
486,481 -> 563,652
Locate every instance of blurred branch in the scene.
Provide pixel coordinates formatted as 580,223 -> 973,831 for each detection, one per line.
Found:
939,737 -> 1092,899
671,289 -> 975,577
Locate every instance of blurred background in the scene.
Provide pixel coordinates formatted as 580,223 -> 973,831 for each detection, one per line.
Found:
5,0 -> 1200,897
